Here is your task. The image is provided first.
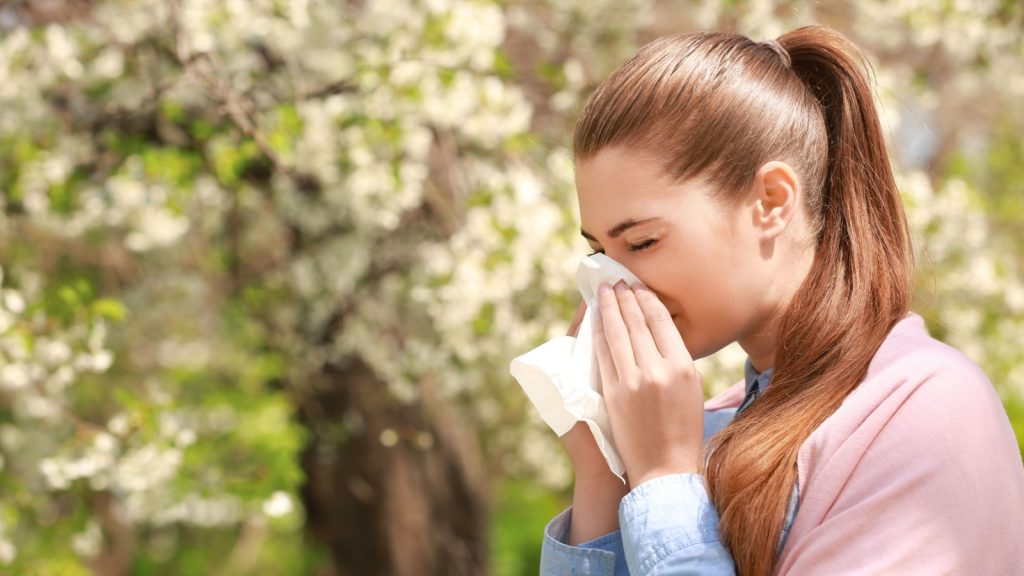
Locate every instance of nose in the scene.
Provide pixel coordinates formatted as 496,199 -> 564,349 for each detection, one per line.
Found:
643,285 -> 677,315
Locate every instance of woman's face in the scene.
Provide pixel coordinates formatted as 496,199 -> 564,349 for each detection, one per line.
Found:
575,145 -> 771,361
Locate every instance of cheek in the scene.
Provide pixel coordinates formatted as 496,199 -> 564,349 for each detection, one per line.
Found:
629,240 -> 711,305
629,246 -> 746,358
661,245 -> 745,331
672,258 -> 727,310
630,224 -> 743,316
630,259 -> 695,315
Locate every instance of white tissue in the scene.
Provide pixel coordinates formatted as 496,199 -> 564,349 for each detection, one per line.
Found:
509,253 -> 641,483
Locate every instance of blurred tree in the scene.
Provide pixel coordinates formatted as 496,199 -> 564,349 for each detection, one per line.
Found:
0,1 -> 1020,575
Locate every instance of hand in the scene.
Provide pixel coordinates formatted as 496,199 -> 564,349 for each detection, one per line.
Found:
558,301 -> 615,476
558,300 -> 632,544
593,280 -> 704,487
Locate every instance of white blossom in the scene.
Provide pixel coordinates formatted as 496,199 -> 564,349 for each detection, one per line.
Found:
262,490 -> 295,518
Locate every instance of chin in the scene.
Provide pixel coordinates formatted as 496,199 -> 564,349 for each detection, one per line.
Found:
674,317 -> 726,361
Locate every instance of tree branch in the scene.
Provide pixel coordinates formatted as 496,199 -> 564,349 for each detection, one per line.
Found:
166,0 -> 320,195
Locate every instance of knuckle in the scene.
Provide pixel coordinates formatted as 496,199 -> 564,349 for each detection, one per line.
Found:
614,366 -> 637,386
671,361 -> 701,384
604,329 -> 628,346
635,288 -> 665,309
624,315 -> 646,333
640,364 -> 668,385
616,289 -> 640,308
646,306 -> 672,324
603,382 -> 622,402
598,298 -> 617,316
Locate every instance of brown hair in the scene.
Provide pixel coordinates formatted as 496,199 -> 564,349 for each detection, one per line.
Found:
572,25 -> 913,575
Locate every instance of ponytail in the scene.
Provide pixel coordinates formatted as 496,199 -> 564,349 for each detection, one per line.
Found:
703,26 -> 914,575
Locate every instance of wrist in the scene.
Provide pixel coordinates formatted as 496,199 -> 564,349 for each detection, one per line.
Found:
573,457 -> 626,483
560,422 -> 612,474
572,465 -> 630,491
630,465 -> 700,489
568,469 -> 629,545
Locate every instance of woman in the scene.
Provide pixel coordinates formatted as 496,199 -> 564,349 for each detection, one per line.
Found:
538,25 -> 1024,575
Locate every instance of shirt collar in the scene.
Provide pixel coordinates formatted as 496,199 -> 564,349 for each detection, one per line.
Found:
744,357 -> 773,397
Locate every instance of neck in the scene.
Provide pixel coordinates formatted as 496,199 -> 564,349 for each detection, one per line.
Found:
742,339 -> 774,374
740,243 -> 815,374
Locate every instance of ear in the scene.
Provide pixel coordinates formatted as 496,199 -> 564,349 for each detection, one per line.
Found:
751,161 -> 800,240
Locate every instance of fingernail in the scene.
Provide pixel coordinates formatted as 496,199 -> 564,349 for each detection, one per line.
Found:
630,281 -> 644,291
613,280 -> 627,292
598,283 -> 611,297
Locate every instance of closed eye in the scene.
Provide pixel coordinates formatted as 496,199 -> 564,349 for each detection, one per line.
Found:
587,239 -> 657,256
627,239 -> 657,252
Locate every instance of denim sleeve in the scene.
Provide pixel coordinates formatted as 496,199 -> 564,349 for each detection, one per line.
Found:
619,473 -> 735,575
539,409 -> 738,575
539,506 -> 629,576
539,473 -> 735,575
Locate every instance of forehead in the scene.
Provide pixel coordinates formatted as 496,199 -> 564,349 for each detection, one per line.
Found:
574,146 -> 708,226
574,145 -> 672,200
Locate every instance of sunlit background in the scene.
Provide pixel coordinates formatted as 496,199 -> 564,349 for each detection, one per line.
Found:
0,0 -> 1021,574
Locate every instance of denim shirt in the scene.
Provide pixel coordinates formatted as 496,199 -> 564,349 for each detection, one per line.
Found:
539,360 -> 800,575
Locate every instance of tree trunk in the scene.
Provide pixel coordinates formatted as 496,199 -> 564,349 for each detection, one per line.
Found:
300,355 -> 489,576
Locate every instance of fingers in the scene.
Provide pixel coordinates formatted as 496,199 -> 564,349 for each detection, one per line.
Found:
597,282 -> 636,374
591,299 -> 618,390
612,281 -> 662,366
631,282 -> 692,363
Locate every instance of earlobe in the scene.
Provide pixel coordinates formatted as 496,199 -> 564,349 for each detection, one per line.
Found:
754,161 -> 800,238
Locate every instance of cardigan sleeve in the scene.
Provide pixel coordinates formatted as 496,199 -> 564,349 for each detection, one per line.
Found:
778,360 -> 1024,574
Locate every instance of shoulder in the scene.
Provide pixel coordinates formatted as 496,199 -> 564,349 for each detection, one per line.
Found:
797,313 -> 1022,499
875,337 -> 1017,468
862,311 -> 987,383
784,383 -> 1024,573
858,315 -> 1002,424
871,340 -> 1011,458
785,319 -> 1024,571
828,310 -> 1001,426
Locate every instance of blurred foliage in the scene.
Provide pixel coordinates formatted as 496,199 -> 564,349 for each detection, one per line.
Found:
0,0 -> 1020,574
490,479 -> 570,576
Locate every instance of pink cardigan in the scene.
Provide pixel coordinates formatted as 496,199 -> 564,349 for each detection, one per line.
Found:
704,311 -> 1024,574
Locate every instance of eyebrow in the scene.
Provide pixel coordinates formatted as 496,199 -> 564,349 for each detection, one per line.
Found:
580,217 -> 663,242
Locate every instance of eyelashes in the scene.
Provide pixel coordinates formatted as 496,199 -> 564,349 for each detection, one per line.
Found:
587,239 -> 657,256
628,239 -> 657,252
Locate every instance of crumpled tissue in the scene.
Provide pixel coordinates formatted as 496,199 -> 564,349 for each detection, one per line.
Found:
509,253 -> 641,483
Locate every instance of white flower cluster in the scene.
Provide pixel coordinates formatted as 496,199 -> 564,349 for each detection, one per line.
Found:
0,267 -> 118,563
39,432 -> 124,491
0,0 -> 1020,567
900,172 -> 1024,398
255,0 -> 551,416
0,270 -> 113,415
16,152 -> 189,251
